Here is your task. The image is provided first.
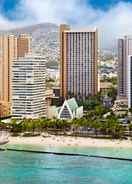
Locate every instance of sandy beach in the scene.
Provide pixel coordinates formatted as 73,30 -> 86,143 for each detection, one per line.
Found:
7,135 -> 132,148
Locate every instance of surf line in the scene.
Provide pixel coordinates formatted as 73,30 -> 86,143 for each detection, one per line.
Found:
4,148 -> 132,162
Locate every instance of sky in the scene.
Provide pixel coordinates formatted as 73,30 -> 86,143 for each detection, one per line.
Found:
0,0 -> 132,49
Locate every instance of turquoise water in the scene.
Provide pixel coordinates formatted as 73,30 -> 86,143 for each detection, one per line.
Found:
1,144 -> 132,183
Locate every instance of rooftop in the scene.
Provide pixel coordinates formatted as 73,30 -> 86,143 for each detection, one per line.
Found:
65,27 -> 97,33
66,98 -> 79,112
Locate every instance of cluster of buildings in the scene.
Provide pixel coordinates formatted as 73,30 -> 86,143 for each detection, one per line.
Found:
0,24 -> 99,120
100,56 -> 118,80
0,34 -> 31,117
0,34 -> 46,119
1,23 -> 132,120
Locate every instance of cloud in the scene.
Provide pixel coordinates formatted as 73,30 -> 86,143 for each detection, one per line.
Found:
94,2 -> 132,49
19,0 -> 102,25
1,0 -> 132,49
0,15 -> 13,29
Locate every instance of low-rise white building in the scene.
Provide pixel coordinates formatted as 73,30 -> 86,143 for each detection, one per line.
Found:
46,69 -> 59,80
48,98 -> 83,120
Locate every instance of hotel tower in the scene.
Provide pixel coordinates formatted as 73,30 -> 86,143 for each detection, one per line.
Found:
128,55 -> 132,108
118,36 -> 132,100
12,55 -> 46,119
60,24 -> 98,100
0,34 -> 31,117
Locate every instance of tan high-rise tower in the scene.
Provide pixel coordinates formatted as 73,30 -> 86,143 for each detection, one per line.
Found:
60,24 -> 98,100
17,34 -> 31,57
118,36 -> 132,100
0,34 -> 31,117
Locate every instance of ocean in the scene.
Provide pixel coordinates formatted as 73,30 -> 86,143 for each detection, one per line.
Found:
0,144 -> 132,184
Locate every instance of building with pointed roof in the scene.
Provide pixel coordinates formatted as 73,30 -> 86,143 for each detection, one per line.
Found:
48,98 -> 83,120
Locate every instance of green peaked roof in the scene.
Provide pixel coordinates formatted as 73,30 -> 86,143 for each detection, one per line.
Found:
66,98 -> 78,112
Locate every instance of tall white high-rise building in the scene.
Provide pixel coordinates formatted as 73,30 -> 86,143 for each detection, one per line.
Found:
11,54 -> 46,119
0,34 -> 31,118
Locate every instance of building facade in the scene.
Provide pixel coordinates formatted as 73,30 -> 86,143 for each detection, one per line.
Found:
60,24 -> 98,100
48,98 -> 83,120
118,36 -> 132,99
0,35 -> 17,106
0,34 -> 31,117
128,56 -> 132,108
17,34 -> 31,57
11,55 -> 46,119
58,98 -> 83,120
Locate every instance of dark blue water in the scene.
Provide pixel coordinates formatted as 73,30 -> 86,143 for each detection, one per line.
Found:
1,145 -> 132,184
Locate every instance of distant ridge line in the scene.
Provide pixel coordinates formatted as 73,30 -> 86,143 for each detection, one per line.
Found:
3,148 -> 132,163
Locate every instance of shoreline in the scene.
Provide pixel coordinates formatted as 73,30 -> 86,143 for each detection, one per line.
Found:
7,135 -> 132,148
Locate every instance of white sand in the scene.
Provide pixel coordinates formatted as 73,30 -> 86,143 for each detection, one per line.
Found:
8,135 -> 132,148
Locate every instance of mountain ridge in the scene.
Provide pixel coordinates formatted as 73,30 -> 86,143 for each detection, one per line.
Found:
6,23 -> 60,67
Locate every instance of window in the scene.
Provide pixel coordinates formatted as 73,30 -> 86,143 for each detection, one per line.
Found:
60,105 -> 72,119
